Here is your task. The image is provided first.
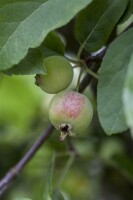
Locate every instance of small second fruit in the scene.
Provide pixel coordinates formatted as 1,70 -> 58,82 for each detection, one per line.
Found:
35,55 -> 73,94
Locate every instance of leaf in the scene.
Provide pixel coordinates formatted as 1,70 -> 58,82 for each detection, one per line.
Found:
42,31 -> 65,56
120,0 -> 133,23
97,28 -> 133,135
0,0 -> 46,7
42,155 -> 55,200
110,155 -> 133,183
123,53 -> 133,135
75,0 -> 128,52
52,189 -> 69,200
4,48 -> 45,75
0,0 -> 92,71
4,31 -> 64,75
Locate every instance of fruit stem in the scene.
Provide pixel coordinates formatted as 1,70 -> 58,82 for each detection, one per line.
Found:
66,57 -> 82,65
85,67 -> 99,80
76,67 -> 85,92
72,65 -> 80,69
80,60 -> 98,80
77,44 -> 84,59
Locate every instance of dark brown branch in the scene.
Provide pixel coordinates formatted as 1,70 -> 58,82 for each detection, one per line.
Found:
79,47 -> 107,90
0,124 -> 54,196
84,46 -> 107,66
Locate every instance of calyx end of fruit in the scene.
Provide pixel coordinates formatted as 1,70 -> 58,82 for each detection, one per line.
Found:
59,123 -> 76,141
35,75 -> 41,86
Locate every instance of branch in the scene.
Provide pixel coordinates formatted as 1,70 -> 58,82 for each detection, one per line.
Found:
84,46 -> 107,65
0,124 -> 54,196
79,46 -> 108,93
66,48 -> 107,158
0,43 -> 108,197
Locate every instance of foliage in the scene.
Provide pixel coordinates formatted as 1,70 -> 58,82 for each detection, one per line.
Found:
0,0 -> 133,200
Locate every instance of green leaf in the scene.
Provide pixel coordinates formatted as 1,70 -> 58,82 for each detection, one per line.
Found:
4,31 -> 64,75
123,53 -> 133,135
0,0 -> 47,7
42,155 -> 55,200
52,189 -> 69,200
4,48 -> 45,75
97,28 -> 133,135
120,0 -> 133,23
42,31 -> 65,56
75,0 -> 128,53
109,155 -> 133,183
0,0 -> 92,71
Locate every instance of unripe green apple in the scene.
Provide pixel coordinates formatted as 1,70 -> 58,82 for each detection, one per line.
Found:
49,90 -> 93,140
35,56 -> 73,94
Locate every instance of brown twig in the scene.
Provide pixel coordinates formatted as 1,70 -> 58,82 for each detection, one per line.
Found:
0,124 -> 54,196
84,46 -> 107,66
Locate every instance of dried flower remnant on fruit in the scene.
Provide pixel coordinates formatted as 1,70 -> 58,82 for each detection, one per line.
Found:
59,123 -> 72,140
35,74 -> 41,86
